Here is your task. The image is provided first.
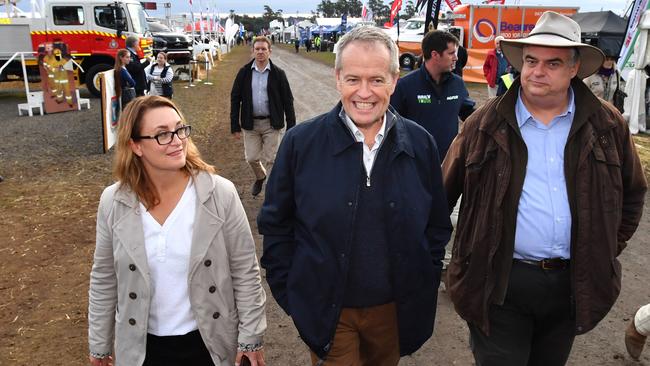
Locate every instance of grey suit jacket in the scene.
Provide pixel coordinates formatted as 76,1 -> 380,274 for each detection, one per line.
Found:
88,172 -> 266,365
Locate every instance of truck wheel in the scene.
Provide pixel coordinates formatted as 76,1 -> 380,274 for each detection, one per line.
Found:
85,63 -> 112,98
400,54 -> 415,70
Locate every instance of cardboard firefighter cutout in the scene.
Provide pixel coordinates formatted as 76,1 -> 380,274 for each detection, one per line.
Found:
38,42 -> 78,113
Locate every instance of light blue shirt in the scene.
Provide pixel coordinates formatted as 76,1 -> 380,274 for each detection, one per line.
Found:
513,88 -> 574,260
251,61 -> 270,117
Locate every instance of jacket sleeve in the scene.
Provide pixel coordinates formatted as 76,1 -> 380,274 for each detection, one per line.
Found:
442,118 -> 471,214
426,136 -> 454,265
257,132 -> 296,315
230,68 -> 244,134
615,113 -> 647,252
88,186 -> 118,356
280,70 -> 296,130
220,179 -> 267,346
459,84 -> 476,121
121,68 -> 136,88
144,64 -> 153,82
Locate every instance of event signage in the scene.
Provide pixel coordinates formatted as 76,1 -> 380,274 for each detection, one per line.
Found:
618,0 -> 650,70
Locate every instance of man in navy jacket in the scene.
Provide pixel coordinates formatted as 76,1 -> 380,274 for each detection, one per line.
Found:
390,30 -> 475,161
258,27 -> 452,365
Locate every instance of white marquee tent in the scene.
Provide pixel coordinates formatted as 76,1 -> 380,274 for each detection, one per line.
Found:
624,9 -> 650,134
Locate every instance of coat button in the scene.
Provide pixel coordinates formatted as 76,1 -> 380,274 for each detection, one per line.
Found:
389,201 -> 395,208
347,201 -> 353,207
204,259 -> 212,267
212,312 -> 220,319
209,286 -> 216,293
129,264 -> 136,271
128,318 -> 136,325
129,292 -> 137,299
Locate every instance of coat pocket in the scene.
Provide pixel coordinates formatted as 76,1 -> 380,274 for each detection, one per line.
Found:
591,141 -> 622,213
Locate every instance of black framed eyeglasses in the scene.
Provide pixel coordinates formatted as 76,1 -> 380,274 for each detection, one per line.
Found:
133,125 -> 192,145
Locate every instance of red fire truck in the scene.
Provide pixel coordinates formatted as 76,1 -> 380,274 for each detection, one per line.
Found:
0,0 -> 152,96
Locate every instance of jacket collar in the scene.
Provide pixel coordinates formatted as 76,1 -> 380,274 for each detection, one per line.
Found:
325,102 -> 414,158
246,58 -> 275,72
420,64 -> 452,86
112,170 -> 215,208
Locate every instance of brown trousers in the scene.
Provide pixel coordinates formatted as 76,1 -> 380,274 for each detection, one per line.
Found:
310,302 -> 400,366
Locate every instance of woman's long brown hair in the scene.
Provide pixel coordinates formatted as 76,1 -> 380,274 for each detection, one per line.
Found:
113,96 -> 215,209
113,49 -> 129,97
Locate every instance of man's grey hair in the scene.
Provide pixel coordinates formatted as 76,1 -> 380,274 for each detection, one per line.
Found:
334,27 -> 399,74
125,35 -> 138,48
569,47 -> 580,66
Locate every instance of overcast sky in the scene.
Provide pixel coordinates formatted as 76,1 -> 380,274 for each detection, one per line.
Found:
14,0 -> 631,17
150,0 -> 630,15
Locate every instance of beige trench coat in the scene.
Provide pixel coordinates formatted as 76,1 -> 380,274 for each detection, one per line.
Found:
88,171 -> 266,365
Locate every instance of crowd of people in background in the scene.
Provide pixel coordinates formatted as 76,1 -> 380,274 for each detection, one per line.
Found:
88,12 -> 650,366
114,35 -> 174,116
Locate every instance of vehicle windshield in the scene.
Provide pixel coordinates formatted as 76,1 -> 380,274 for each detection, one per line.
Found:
147,21 -> 171,32
405,21 -> 423,30
127,3 -> 148,34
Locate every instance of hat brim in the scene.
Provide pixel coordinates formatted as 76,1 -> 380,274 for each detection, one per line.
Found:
501,35 -> 605,79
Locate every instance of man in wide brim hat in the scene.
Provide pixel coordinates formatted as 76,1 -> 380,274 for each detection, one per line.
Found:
500,10 -> 604,79
441,10 -> 647,366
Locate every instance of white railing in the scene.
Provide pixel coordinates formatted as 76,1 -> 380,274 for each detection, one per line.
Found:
0,51 -> 35,96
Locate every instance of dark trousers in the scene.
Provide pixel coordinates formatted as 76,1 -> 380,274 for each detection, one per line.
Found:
142,329 -> 215,366
469,260 -> 575,366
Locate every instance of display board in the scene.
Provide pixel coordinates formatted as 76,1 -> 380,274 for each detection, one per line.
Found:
99,69 -> 119,153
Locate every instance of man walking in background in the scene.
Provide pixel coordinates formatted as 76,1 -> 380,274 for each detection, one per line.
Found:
258,27 -> 452,365
443,12 -> 646,365
231,36 -> 296,196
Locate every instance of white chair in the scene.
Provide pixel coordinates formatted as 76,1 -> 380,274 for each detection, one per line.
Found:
76,89 -> 90,110
17,91 -> 44,117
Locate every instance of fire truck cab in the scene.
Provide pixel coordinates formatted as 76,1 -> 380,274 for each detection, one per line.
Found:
0,0 -> 152,97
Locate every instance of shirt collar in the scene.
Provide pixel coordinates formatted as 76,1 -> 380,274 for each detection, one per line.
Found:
338,108 -> 396,145
251,61 -> 271,72
515,86 -> 575,128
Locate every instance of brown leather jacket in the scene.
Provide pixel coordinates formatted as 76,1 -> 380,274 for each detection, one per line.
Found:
442,78 -> 647,335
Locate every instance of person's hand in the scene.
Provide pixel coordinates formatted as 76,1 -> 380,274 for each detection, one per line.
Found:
235,349 -> 265,366
89,354 -> 113,366
233,132 -> 241,140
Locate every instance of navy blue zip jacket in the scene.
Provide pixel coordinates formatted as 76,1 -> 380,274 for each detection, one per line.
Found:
390,66 -> 475,160
258,103 -> 453,360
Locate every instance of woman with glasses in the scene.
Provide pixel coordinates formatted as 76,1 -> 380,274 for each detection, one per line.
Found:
88,96 -> 267,366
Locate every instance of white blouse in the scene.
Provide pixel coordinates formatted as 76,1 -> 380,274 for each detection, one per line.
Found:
139,179 -> 197,336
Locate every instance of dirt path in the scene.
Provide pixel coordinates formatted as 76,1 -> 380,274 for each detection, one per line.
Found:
0,44 -> 648,365
269,47 -> 339,122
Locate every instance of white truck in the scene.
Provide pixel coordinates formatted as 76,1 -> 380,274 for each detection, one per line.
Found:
1,0 -> 152,96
